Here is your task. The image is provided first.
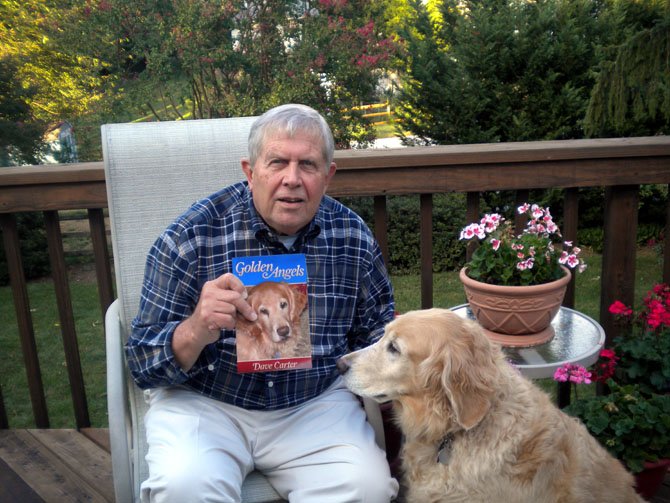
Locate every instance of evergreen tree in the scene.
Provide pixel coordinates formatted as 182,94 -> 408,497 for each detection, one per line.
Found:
585,0 -> 670,136
394,0 -> 606,144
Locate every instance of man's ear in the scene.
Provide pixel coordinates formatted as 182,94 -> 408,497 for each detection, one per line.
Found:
241,158 -> 253,188
324,162 -> 337,189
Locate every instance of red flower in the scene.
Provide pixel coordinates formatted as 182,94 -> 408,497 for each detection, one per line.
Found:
609,300 -> 633,317
591,348 -> 618,383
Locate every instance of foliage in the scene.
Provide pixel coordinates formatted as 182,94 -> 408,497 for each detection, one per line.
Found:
585,0 -> 670,136
460,203 -> 586,286
0,57 -> 46,166
608,283 -> 670,395
57,0 -> 397,153
565,379 -> 670,473
393,0 -> 605,144
559,282 -> 670,473
341,193 -> 468,274
0,213 -> 50,286
0,0 -> 108,162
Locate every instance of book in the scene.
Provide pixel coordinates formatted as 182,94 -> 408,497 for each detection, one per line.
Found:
232,254 -> 312,373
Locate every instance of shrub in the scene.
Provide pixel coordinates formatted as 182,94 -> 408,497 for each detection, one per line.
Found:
0,212 -> 50,286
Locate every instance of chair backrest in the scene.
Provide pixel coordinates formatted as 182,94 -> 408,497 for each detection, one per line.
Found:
103,117 -> 257,333
102,116 -> 258,501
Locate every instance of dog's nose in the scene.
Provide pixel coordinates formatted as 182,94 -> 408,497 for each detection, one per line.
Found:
277,326 -> 290,339
336,357 -> 350,375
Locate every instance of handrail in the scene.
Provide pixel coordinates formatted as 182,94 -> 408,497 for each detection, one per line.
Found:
1,135 -> 670,428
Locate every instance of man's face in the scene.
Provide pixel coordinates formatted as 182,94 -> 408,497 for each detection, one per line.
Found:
242,131 -> 336,235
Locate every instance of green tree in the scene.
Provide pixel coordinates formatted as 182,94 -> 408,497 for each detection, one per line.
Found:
0,57 -> 46,166
62,0 -> 397,150
585,0 -> 670,136
394,0 -> 606,144
0,0 -> 108,163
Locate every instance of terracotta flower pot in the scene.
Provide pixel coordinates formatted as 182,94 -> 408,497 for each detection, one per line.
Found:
459,266 -> 571,347
634,458 -> 670,500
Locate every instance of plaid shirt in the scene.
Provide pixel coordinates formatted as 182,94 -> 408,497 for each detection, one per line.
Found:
126,181 -> 395,410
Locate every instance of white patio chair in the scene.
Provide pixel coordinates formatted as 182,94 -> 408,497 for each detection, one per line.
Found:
102,117 -> 386,503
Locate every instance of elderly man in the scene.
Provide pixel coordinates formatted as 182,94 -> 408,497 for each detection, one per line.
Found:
126,104 -> 399,502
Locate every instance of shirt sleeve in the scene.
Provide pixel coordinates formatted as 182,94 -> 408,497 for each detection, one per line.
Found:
125,228 -> 200,389
348,238 -> 395,351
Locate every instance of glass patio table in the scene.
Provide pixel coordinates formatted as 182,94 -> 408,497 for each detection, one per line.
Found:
451,304 -> 606,407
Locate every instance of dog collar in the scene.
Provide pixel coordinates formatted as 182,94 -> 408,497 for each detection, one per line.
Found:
436,433 -> 455,465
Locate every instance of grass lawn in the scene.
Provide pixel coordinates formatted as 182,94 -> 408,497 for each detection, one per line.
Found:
0,247 -> 662,428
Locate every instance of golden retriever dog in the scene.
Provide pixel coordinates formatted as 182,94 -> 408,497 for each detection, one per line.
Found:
337,308 -> 644,503
236,281 -> 309,361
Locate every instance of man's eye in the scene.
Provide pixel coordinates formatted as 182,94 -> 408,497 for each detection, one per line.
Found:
300,161 -> 318,171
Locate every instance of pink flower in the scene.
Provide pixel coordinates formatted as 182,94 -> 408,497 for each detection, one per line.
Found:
566,254 -> 580,268
491,239 -> 501,251
517,203 -> 530,214
459,224 -> 482,240
531,205 -> 544,219
480,213 -> 502,233
553,363 -> 592,384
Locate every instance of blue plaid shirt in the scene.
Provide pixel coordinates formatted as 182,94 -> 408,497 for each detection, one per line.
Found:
126,181 -> 395,410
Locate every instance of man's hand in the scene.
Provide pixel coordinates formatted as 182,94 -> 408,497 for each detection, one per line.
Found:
172,273 -> 257,371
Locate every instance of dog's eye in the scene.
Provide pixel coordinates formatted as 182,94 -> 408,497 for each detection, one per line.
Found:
259,307 -> 269,316
388,341 -> 400,354
280,301 -> 288,309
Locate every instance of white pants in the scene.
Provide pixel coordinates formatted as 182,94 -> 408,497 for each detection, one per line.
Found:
140,379 -> 399,502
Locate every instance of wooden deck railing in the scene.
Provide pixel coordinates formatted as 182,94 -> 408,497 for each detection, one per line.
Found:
1,136 -> 670,429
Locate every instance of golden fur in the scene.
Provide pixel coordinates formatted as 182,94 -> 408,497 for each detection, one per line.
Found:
338,308 -> 645,503
236,281 -> 308,361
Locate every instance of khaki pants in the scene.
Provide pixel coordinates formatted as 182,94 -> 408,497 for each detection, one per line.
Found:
140,379 -> 398,502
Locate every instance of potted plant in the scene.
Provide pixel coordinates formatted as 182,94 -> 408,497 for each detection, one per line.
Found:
608,283 -> 670,395
459,203 -> 586,346
555,346 -> 670,499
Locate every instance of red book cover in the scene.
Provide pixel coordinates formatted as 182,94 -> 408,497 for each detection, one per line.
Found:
232,254 -> 312,373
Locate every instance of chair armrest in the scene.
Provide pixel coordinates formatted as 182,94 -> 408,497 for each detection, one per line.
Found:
362,397 -> 386,452
106,299 -> 134,502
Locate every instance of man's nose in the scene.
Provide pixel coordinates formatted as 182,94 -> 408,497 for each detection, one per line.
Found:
282,163 -> 301,185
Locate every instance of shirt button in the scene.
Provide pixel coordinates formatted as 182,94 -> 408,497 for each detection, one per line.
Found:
207,364 -> 214,371
267,381 -> 274,388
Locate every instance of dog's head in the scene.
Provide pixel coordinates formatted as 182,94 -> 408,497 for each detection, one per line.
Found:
246,281 -> 307,343
338,308 -> 501,431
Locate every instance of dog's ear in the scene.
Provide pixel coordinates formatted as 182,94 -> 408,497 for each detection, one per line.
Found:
291,288 -> 308,319
440,318 -> 498,430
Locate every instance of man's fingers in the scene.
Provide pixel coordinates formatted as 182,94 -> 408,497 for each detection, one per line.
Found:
212,273 -> 246,295
230,295 -> 257,322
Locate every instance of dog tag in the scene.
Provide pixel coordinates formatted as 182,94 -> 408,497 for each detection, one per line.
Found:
436,434 -> 454,465
437,446 -> 451,465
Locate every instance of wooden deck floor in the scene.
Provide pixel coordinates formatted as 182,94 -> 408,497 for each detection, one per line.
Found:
0,428 -> 668,502
0,429 -> 114,502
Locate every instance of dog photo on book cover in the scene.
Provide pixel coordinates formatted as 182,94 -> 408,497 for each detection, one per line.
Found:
233,254 -> 312,373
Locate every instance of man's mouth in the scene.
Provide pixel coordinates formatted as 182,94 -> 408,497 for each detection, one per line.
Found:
278,197 -> 304,204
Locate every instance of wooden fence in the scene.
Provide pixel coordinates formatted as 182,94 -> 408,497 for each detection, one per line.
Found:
1,136 -> 670,429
